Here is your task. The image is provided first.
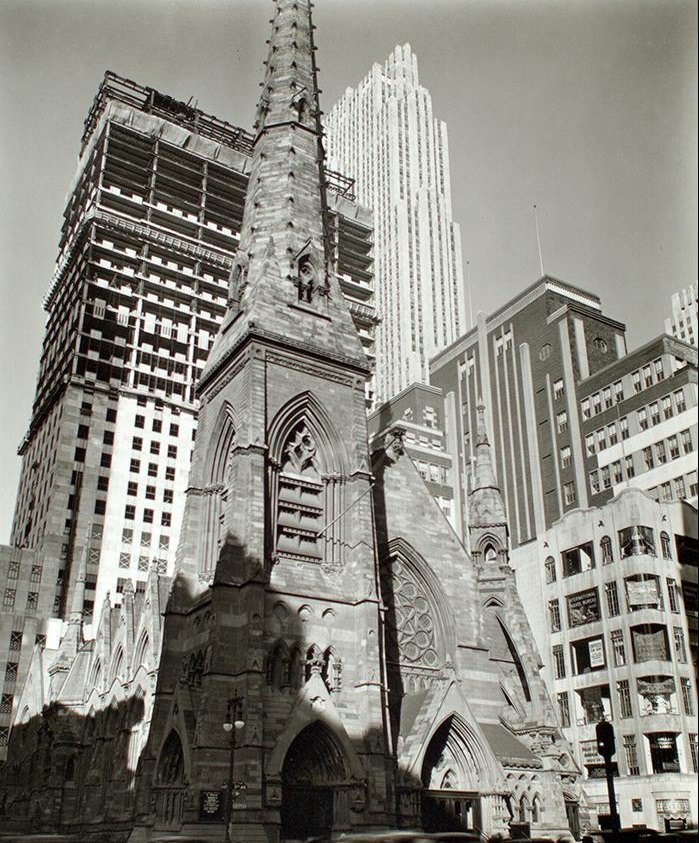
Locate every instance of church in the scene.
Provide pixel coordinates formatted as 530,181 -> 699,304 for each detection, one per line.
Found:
0,1 -> 582,840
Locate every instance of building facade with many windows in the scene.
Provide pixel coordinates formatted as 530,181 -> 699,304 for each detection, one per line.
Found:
2,71 -> 376,758
325,44 -> 466,405
512,487 -> 698,831
665,283 -> 697,348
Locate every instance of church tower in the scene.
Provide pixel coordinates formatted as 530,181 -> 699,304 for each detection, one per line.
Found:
133,1 -> 393,839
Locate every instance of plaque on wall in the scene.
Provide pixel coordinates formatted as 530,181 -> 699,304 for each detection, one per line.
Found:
199,789 -> 225,822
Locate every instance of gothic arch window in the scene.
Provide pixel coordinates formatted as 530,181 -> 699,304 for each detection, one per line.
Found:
158,730 -> 185,785
134,631 -> 150,671
269,394 -> 348,570
484,543 -> 498,563
110,647 -> 125,683
532,794 -> 541,823
322,647 -> 342,694
89,659 -> 102,692
268,640 -> 291,690
518,794 -> 529,823
289,643 -> 304,689
202,404 -> 238,575
305,644 -> 324,682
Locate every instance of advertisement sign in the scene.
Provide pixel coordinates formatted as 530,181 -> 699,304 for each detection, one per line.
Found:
567,589 -> 601,627
626,578 -> 660,608
588,639 -> 605,668
199,789 -> 225,822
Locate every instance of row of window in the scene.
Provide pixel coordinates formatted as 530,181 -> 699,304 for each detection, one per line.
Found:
127,481 -> 174,503
124,505 -> 172,526
581,379 -> 625,419
3,589 -> 39,611
552,622 -> 688,678
134,415 -> 180,437
548,576 -> 682,632
130,459 -> 177,481
545,527 -> 673,583
6,562 -> 42,584
132,437 -> 178,459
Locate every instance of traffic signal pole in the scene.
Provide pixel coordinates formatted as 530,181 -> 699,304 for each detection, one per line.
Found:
596,719 -> 621,832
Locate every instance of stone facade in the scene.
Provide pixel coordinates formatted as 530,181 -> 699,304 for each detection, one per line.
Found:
0,2 -> 582,840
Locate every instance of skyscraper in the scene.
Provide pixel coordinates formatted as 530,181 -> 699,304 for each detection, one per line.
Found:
1,70 -> 376,754
665,282 -> 698,348
326,44 -> 466,404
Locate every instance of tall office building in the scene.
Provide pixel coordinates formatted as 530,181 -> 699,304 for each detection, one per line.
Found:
665,283 -> 698,348
325,44 -> 466,405
1,71 -> 376,756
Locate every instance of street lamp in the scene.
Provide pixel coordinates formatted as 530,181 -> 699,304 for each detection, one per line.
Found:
223,694 -> 245,843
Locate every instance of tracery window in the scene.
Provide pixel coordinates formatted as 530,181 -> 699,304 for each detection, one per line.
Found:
276,423 -> 324,558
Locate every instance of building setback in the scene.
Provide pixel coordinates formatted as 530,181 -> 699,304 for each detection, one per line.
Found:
2,70 -> 376,759
0,2 -> 582,839
326,44 -> 466,405
430,276 -> 628,548
665,283 -> 698,348
512,488 -> 698,830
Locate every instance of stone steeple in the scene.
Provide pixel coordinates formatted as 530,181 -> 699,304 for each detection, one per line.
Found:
469,400 -> 507,528
201,0 -> 367,389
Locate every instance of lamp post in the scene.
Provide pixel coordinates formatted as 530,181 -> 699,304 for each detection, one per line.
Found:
222,694 -> 245,843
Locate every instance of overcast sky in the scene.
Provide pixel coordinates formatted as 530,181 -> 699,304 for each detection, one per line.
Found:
0,0 -> 696,541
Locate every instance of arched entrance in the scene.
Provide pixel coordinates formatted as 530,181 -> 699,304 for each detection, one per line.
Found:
281,721 -> 349,841
421,717 -> 483,833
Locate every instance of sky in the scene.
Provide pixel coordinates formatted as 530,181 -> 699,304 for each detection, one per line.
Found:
0,0 -> 696,541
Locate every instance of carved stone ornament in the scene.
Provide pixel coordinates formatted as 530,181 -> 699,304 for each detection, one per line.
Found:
383,427 -> 405,465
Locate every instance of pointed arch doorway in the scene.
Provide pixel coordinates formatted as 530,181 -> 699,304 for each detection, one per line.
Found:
280,721 -> 350,841
421,717 -> 484,833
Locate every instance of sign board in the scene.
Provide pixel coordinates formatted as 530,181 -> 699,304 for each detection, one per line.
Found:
199,789 -> 225,822
567,589 -> 601,627
588,639 -> 605,668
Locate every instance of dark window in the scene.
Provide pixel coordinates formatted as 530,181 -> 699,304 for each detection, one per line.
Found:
135,415 -> 145,429
103,431 -> 115,445
97,476 -> 109,491
631,624 -> 669,662
562,542 -> 595,577
100,452 -> 112,468
167,445 -> 177,459
127,481 -> 138,496
150,441 -> 160,455
148,462 -> 158,477
9,631 -> 22,651
94,499 -> 106,515
163,489 -> 174,504
552,644 -> 565,679
143,509 -> 154,524
618,525 -> 655,558
170,423 -> 179,436
567,588 -> 601,627
125,505 -> 136,520
130,458 -> 140,473
132,437 -> 143,451
152,419 -> 162,433
74,447 -> 86,463
77,424 -> 89,439
600,536 -> 613,564
161,512 -> 172,527
557,692 -> 571,727
145,485 -> 156,500
165,466 -> 176,481
106,408 -> 117,423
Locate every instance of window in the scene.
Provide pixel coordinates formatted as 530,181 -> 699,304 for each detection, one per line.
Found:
613,380 -> 624,402
666,578 -> 680,612
9,631 -> 22,651
662,395 -> 673,420
549,600 -> 562,632
567,588 -> 601,627
3,589 -> 16,609
552,645 -> 565,679
138,556 -> 149,572
130,458 -> 140,473
625,455 -> 635,479
161,512 -> 172,527
150,441 -> 160,455
637,408 -> 648,431
642,364 -> 653,387
562,542 -> 595,576
106,407 -> 117,423
148,462 -> 158,477
119,552 -> 130,569
605,581 -> 620,616
607,422 -> 617,445
77,423 -> 89,439
135,415 -> 145,429
170,423 -> 179,436
673,475 -> 686,499
0,694 -> 13,715
97,475 -> 109,492
127,481 -> 138,496
603,386 -> 613,408
650,401 -> 661,426
619,525 -> 655,557
7,561 -> 20,580
592,393 -> 602,415
581,398 -> 591,420
94,499 -> 106,515
163,488 -> 174,504
560,446 -> 571,469
563,482 -> 576,506
632,370 -> 642,393
132,436 -> 143,451
141,532 -> 152,548
611,461 -> 623,484
553,379 -> 564,400
642,446 -> 654,471
122,528 -> 133,545
631,623 -> 669,662
585,434 -> 595,456
618,680 -> 633,718
4,663 -> 18,683
623,734 -> 640,775
557,411 -> 568,433
668,435 -> 679,460
539,343 -> 552,361
673,627 -> 688,662
145,485 -> 156,500
620,416 -> 629,440
167,444 -> 178,459
653,358 -> 664,381
655,440 -> 667,465
116,577 -> 129,594
103,430 -> 114,445
557,692 -> 571,727
165,466 -> 176,481
625,574 -> 663,611
690,735 -> 699,774
571,636 -> 605,674
589,470 -> 600,494
152,418 -> 162,433
681,678 -> 694,716
600,536 -> 613,564
597,428 -> 606,451
660,531 -> 672,560
125,505 -> 136,520
74,447 -> 86,463
610,630 -> 626,666
680,429 -> 692,454
545,556 -> 557,583
143,509 -> 154,524
674,389 -> 685,414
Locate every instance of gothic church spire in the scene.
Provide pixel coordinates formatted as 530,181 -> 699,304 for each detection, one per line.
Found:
200,0 -> 367,389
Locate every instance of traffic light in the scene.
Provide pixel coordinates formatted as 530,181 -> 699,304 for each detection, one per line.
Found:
596,719 -> 616,759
